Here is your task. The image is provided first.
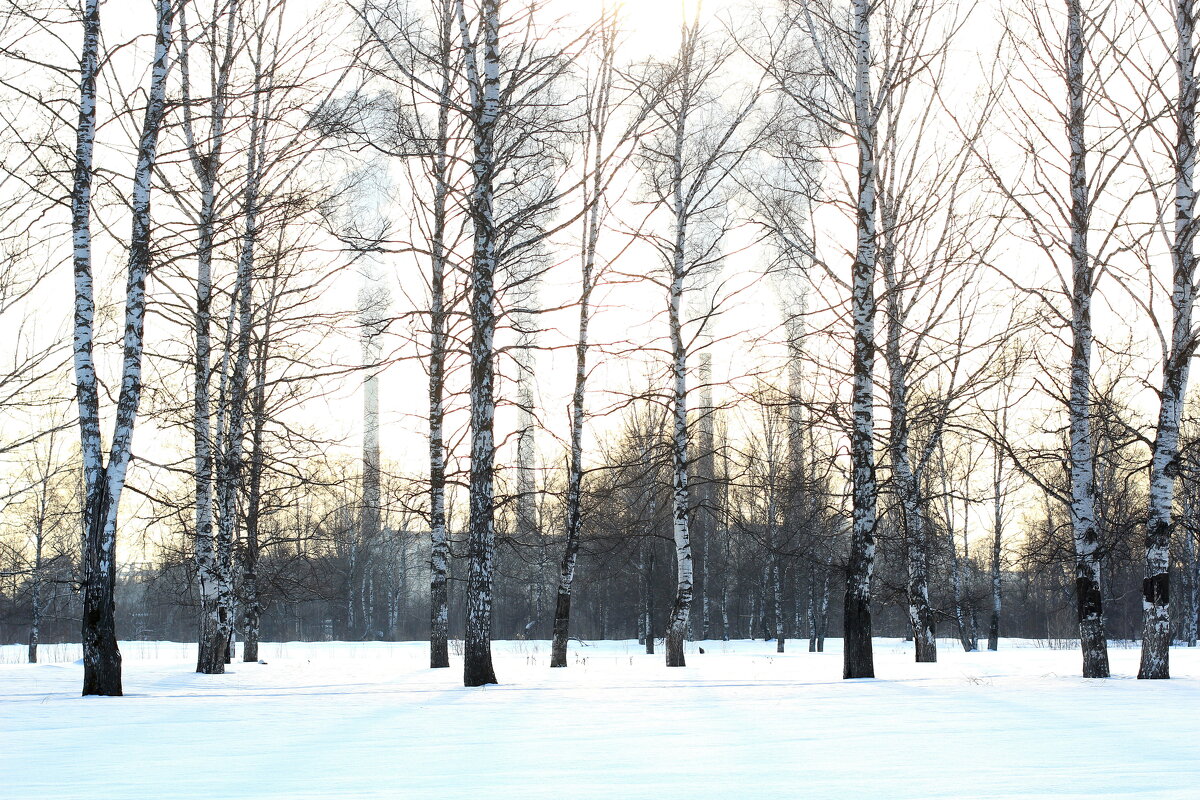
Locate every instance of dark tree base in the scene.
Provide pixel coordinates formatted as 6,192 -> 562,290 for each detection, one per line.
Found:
82,587 -> 122,696
430,639 -> 449,669
843,591 -> 874,679
550,591 -> 571,668
82,647 -> 122,697
464,640 -> 497,686
1138,573 -> 1170,679
1077,576 -> 1110,678
666,626 -> 686,667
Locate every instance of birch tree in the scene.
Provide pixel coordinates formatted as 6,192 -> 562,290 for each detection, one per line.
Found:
71,0 -> 178,696
178,0 -> 242,675
454,0 -> 584,685
549,13 -> 651,667
353,0 -> 470,668
1134,0 -> 1198,680
635,17 -> 761,667
975,0 -> 1140,677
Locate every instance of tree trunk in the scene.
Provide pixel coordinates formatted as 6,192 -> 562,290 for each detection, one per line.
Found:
549,83 -> 606,664
695,353 -> 715,641
70,0 -> 120,699
988,436 -> 1004,651
424,3 -> 455,671
459,0 -> 501,687
28,526 -> 43,664
881,195 -> 936,663
773,560 -> 785,653
644,537 -> 655,655
76,0 -> 176,696
241,313 -> 271,663
179,0 -> 236,675
1065,0 -> 1110,679
1139,0 -> 1196,681
843,0 -> 879,680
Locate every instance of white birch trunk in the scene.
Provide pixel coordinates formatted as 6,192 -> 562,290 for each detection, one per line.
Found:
459,0 -> 501,686
843,0 -> 879,680
1065,0 -> 1110,679
550,110 -> 604,665
1139,0 -> 1197,680
427,4 -> 455,670
76,0 -> 176,696
180,0 -> 238,675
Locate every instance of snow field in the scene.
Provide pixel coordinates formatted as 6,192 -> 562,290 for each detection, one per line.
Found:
2,638 -> 1198,799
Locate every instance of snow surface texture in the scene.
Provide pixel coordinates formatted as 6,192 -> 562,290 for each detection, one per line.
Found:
2,638 -> 1197,799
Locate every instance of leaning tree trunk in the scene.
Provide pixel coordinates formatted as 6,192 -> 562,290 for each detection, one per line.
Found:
459,0 -> 501,687
550,142 -> 602,666
1139,0 -> 1196,681
1065,0 -> 1110,679
843,0 -> 879,680
881,200 -> 936,663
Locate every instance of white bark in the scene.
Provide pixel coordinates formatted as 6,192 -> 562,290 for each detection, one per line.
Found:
459,0 -> 501,687
1139,0 -> 1197,680
1065,0 -> 1110,679
76,0 -> 177,696
843,0 -> 879,680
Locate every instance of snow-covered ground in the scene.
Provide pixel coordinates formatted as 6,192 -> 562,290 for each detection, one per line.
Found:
2,637 -> 1197,799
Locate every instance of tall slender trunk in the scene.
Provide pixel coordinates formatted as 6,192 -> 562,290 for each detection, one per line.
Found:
720,445 -> 731,642
815,548 -> 831,652
666,216 -> 694,668
459,0 -> 501,686
1139,0 -> 1197,680
1190,515 -> 1200,648
773,560 -> 785,652
181,0 -> 238,675
989,436 -> 1004,651
75,0 -> 176,696
242,324 -> 269,662
360,291 -> 383,639
808,561 -> 819,652
643,537 -> 656,655
881,199 -> 936,663
843,0 -> 879,680
515,316 -> 538,631
426,14 -> 454,669
211,50 -> 265,668
28,526 -> 43,664
664,26 -> 696,670
939,443 -> 975,652
71,0 -> 116,698
695,353 -> 715,641
550,134 -> 603,664
1065,0 -> 1109,679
